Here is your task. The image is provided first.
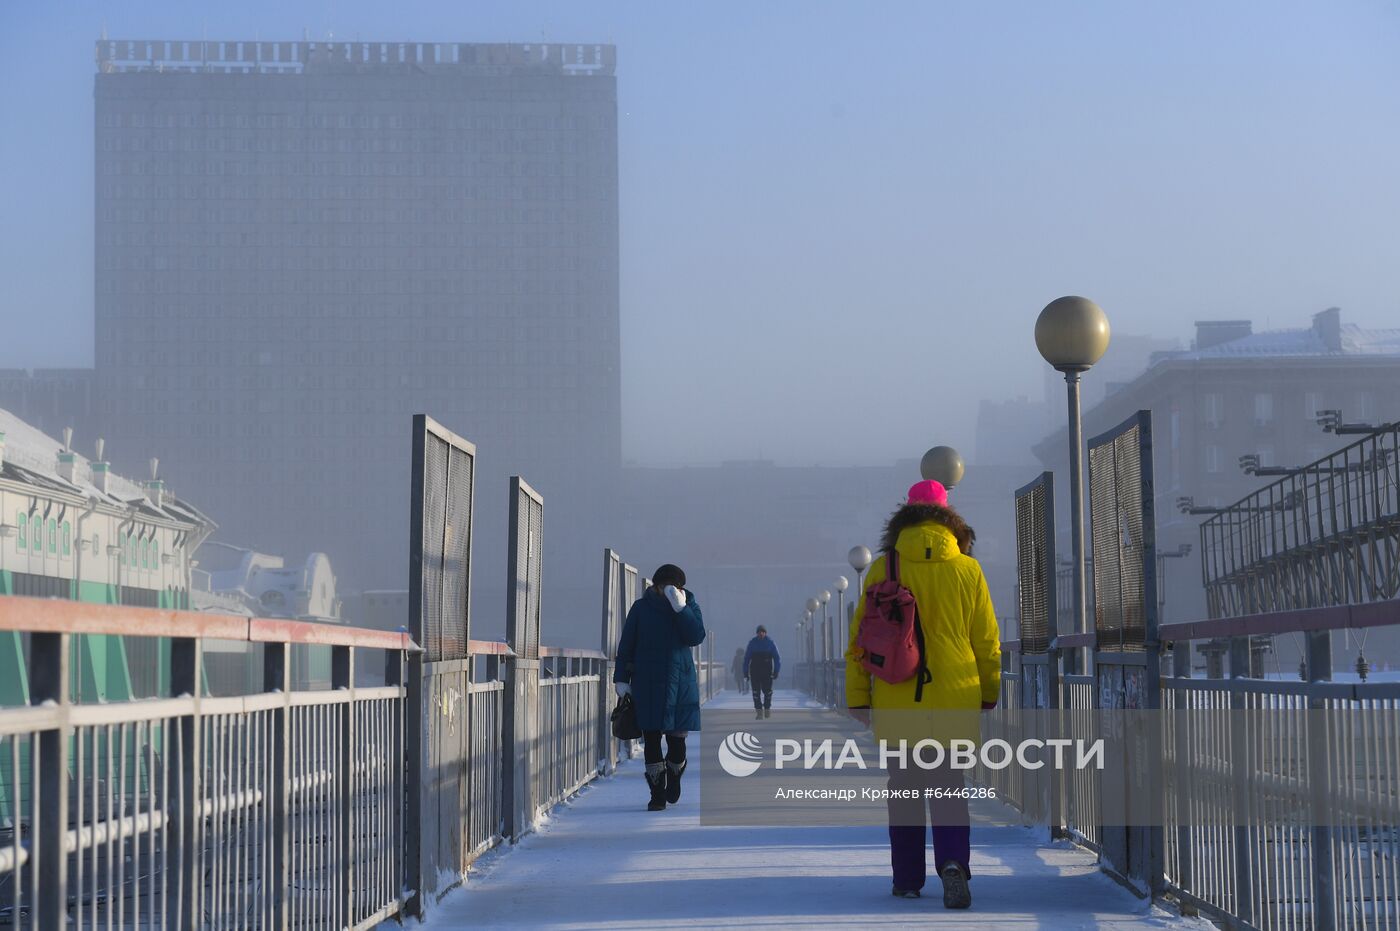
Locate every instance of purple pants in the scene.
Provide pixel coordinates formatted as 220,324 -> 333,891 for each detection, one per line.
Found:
886,762 -> 971,892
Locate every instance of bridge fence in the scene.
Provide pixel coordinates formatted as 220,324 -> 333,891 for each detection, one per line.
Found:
0,413 -> 708,927
0,599 -> 414,930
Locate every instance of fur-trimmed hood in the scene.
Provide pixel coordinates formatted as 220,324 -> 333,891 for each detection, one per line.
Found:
879,503 -> 976,555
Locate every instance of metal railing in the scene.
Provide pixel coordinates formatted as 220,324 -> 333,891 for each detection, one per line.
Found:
0,596 -> 415,930
1201,422 -> 1400,619
1158,606 -> 1400,931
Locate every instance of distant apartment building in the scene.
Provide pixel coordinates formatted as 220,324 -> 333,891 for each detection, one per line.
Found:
91,39 -> 621,619
1033,307 -> 1400,626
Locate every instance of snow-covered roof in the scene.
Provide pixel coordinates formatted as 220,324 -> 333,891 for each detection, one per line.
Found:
0,407 -> 214,528
1160,322 -> 1400,362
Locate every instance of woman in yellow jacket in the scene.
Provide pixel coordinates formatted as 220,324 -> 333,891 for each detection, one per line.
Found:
844,480 -> 1001,908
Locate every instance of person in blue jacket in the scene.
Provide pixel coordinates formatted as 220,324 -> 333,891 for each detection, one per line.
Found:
743,625 -> 781,719
614,563 -> 706,811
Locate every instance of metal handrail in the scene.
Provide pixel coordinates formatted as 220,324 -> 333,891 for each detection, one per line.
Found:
1159,597 -> 1400,642
0,593 -> 422,652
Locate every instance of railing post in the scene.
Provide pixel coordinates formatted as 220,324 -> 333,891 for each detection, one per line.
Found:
1306,630 -> 1337,931
503,651 -> 540,839
31,632 -> 70,931
1171,639 -> 1192,894
168,635 -> 202,930
598,551 -> 616,776
1227,636 -> 1254,927
385,646 -> 408,923
332,645 -> 355,929
265,640 -> 292,931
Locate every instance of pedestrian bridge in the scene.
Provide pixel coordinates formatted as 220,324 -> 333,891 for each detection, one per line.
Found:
1,412 -> 1398,929
424,689 -> 1206,931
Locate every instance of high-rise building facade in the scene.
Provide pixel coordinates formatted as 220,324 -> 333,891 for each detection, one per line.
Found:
94,40 -> 620,618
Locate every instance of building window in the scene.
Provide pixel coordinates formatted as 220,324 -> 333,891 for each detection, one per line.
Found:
1204,394 -> 1224,428
1304,391 -> 1323,421
47,519 -> 57,555
16,512 -> 25,550
1357,391 -> 1376,423
154,541 -> 161,568
1254,393 -> 1273,427
1205,445 -> 1222,474
61,522 -> 71,557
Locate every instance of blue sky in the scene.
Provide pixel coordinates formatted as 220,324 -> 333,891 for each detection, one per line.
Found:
3,0 -> 1398,465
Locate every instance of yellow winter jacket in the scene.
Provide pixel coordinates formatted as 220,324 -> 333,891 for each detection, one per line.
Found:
844,521 -> 1001,718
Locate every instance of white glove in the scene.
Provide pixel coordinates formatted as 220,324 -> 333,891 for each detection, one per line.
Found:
664,585 -> 687,612
615,682 -> 631,698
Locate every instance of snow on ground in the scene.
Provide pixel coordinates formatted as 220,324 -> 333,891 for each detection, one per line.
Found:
419,690 -> 1214,930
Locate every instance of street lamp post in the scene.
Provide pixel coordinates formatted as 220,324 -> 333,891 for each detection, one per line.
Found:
920,446 -> 965,490
1035,296 -> 1111,654
805,599 -> 819,695
847,545 -> 871,604
818,590 -> 832,704
834,576 -> 849,706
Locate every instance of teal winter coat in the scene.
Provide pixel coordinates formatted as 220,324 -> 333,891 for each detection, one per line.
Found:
614,588 -> 706,732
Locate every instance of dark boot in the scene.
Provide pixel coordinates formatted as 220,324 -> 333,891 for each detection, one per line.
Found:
939,861 -> 971,909
665,759 -> 687,804
645,762 -> 667,811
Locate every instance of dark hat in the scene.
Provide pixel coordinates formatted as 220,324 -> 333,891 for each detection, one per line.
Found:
653,564 -> 686,588
756,624 -> 767,634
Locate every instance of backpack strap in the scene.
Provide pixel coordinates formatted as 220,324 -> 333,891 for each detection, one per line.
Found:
888,549 -> 933,702
912,616 -> 933,702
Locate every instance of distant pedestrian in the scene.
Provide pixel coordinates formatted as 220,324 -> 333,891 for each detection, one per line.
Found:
743,625 -> 781,719
844,480 -> 1001,908
614,564 -> 707,811
732,647 -> 748,694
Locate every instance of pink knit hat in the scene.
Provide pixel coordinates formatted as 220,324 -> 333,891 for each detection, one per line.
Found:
907,480 -> 949,507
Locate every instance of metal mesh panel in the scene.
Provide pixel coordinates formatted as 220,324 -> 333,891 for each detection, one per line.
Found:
601,550 -> 621,654
442,445 -> 474,659
507,478 -> 543,661
1089,415 -> 1152,652
622,565 -> 637,617
411,416 -> 475,663
1015,473 -> 1056,654
420,437 -> 447,661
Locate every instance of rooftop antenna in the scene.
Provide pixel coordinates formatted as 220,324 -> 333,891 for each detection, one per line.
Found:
62,427 -> 73,451
149,457 -> 159,481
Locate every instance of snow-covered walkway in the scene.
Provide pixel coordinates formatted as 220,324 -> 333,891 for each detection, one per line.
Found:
422,690 -> 1209,930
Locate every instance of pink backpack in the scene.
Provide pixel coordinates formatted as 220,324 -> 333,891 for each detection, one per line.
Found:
855,550 -> 932,701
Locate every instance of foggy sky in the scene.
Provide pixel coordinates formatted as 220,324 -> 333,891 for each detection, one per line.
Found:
3,0 -> 1399,467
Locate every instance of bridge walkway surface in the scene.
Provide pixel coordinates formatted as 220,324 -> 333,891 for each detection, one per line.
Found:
423,690 -> 1211,930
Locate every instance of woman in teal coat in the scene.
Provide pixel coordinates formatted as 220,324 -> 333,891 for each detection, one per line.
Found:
614,563 -> 706,810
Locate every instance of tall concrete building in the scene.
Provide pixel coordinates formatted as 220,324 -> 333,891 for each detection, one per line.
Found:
93,40 -> 621,627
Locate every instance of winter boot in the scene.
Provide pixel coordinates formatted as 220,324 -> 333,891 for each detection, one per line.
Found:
665,759 -> 687,803
645,762 -> 668,811
763,707 -> 772,719
891,886 -> 921,899
939,861 -> 971,909
755,709 -> 763,720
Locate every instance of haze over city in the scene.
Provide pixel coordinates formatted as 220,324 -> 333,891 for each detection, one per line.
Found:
5,1 -> 1398,467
